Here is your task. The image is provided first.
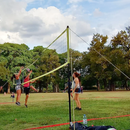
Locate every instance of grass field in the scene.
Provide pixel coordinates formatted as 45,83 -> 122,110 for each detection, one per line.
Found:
0,91 -> 130,130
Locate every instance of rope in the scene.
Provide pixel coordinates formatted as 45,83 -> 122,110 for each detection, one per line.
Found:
2,81 -> 8,88
23,114 -> 130,130
22,28 -> 67,72
21,62 -> 69,85
69,28 -> 130,129
69,28 -> 130,80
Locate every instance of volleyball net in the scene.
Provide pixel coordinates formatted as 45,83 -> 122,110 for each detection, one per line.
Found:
22,26 -> 70,85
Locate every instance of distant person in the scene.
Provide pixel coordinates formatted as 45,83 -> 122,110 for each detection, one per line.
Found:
10,92 -> 15,98
23,69 -> 38,108
81,86 -> 83,93
10,92 -> 15,102
64,79 -> 73,99
4,92 -> 6,95
72,72 -> 82,110
12,66 -> 24,106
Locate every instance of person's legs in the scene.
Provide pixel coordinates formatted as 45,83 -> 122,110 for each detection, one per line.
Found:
24,87 -> 30,107
16,90 -> 18,102
70,89 -> 73,98
70,93 -> 73,98
15,85 -> 21,105
74,93 -> 79,108
76,94 -> 81,109
16,89 -> 21,105
30,85 -> 38,92
17,89 -> 21,102
25,94 -> 29,105
68,90 -> 73,100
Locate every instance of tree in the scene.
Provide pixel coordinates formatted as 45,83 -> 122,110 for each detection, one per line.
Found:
0,43 -> 34,93
58,49 -> 82,90
33,47 -> 60,92
81,33 -> 109,90
110,29 -> 130,90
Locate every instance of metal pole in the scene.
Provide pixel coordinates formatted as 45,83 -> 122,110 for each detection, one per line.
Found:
68,63 -> 73,129
67,26 -> 73,128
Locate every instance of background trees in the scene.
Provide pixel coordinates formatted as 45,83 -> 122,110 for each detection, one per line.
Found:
81,26 -> 130,91
0,26 -> 130,93
0,43 -> 33,93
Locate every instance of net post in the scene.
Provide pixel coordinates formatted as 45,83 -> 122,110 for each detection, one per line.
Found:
67,26 -> 73,128
68,63 -> 73,128
67,26 -> 70,63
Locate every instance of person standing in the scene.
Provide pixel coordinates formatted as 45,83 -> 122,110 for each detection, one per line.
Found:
72,72 -> 82,110
64,79 -> 73,100
23,69 -> 38,108
13,66 -> 24,106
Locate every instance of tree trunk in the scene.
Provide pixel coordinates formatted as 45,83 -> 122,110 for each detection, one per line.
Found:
124,80 -> 128,90
53,85 -> 55,92
46,84 -> 48,92
39,82 -> 42,92
7,83 -> 10,94
54,84 -> 59,92
103,79 -> 107,91
110,81 -> 115,91
97,80 -> 100,91
56,85 -> 57,93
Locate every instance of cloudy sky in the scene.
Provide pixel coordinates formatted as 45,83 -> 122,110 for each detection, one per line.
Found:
0,0 -> 130,52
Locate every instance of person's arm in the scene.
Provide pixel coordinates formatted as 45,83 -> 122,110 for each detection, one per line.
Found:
16,67 -> 24,79
26,70 -> 32,79
64,86 -> 68,90
30,79 -> 36,83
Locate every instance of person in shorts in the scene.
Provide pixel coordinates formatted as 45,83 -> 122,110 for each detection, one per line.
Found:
23,69 -> 38,108
72,72 -> 82,110
12,66 -> 24,106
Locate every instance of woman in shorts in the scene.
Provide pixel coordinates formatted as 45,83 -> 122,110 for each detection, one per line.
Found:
23,69 -> 37,108
72,72 -> 81,110
13,66 -> 24,106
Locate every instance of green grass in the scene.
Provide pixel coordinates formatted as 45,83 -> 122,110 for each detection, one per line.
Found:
0,91 -> 130,130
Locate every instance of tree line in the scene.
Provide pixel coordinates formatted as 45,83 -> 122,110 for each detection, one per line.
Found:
0,26 -> 130,93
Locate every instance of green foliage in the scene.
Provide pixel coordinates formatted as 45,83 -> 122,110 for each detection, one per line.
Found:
1,26 -> 130,91
81,26 -> 130,90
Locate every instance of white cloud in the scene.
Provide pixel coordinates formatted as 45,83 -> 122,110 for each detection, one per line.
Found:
0,0 -> 130,52
0,0 -> 94,51
0,31 -> 24,44
93,8 -> 103,17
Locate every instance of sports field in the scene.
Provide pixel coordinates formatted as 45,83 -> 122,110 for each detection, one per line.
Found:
0,91 -> 130,130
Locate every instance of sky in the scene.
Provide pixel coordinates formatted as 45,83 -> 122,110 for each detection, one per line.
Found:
0,0 -> 130,52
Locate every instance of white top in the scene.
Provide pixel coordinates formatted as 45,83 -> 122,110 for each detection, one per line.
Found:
72,78 -> 80,89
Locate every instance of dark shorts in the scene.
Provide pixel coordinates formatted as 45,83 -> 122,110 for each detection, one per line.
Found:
75,88 -> 81,93
24,87 -> 30,95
